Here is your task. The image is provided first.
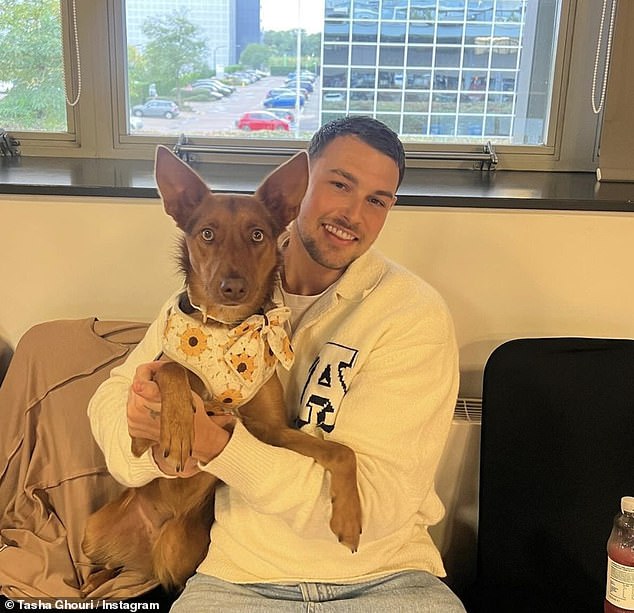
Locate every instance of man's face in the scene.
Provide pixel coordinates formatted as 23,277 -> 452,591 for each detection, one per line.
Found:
295,135 -> 399,273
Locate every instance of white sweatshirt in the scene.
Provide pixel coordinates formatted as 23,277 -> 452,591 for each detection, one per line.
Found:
87,247 -> 459,584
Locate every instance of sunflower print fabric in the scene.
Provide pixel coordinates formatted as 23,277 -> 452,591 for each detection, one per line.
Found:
162,297 -> 294,410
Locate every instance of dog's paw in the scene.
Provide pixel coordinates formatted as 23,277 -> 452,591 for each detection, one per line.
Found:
330,485 -> 362,553
159,406 -> 194,472
154,361 -> 196,472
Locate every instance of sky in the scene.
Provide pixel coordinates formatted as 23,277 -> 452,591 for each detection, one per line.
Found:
260,0 -> 325,34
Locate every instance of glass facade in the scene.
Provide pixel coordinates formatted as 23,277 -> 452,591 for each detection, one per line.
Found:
321,0 -> 547,144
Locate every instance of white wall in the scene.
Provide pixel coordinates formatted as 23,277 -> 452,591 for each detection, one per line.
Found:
2,194 -> 634,396
375,205 -> 634,395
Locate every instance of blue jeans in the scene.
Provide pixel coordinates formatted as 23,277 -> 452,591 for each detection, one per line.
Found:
169,570 -> 467,612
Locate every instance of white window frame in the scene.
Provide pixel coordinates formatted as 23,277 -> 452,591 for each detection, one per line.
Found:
9,0 -> 622,173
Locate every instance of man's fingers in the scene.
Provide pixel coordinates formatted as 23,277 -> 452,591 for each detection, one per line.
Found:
132,378 -> 161,402
132,361 -> 165,402
135,360 -> 167,379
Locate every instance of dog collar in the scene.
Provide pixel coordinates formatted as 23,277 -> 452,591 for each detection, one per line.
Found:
162,295 -> 294,401
184,274 -> 286,326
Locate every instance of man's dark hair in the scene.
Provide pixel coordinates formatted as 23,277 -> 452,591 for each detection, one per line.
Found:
308,116 -> 406,188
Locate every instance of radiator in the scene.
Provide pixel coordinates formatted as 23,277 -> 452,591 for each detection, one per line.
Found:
429,398 -> 482,592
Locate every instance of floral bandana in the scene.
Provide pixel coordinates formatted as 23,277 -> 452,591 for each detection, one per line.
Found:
161,295 -> 294,412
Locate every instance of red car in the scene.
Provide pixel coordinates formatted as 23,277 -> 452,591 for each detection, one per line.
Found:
236,111 -> 290,131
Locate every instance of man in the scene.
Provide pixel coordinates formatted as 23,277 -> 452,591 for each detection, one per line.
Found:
88,116 -> 465,611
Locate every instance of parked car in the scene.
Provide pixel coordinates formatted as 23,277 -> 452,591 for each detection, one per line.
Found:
268,109 -> 295,124
192,79 -> 234,95
235,111 -> 290,131
228,72 -> 254,85
287,71 -> 316,82
191,82 -> 226,96
267,87 -> 294,98
131,99 -> 180,119
263,93 -> 305,109
267,87 -> 309,100
323,92 -> 345,102
285,79 -> 314,93
206,78 -> 236,93
184,87 -> 223,101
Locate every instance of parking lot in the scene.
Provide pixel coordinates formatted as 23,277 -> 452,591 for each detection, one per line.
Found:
132,75 -> 320,137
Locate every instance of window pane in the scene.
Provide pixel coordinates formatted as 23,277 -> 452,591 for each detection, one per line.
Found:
325,0 -> 349,19
377,91 -> 402,112
380,22 -> 406,43
123,0 -> 562,147
324,20 -> 349,42
379,46 -> 405,66
324,45 -> 348,65
0,0 -> 68,132
351,45 -> 377,65
352,20 -> 378,42
349,90 -> 375,112
350,68 -> 376,88
437,23 -> 465,44
409,23 -> 435,44
404,91 -> 429,112
407,47 -> 433,67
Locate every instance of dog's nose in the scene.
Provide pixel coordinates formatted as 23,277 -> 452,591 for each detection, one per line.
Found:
220,277 -> 247,300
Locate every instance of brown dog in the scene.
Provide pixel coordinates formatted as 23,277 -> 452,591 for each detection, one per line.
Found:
82,146 -> 362,594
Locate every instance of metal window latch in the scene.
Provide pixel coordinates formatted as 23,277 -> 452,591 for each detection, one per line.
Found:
407,141 -> 498,171
0,130 -> 20,157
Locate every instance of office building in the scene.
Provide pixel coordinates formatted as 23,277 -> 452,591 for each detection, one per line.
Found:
320,0 -> 542,142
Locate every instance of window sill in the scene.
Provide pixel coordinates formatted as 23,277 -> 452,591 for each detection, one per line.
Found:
1,156 -> 633,212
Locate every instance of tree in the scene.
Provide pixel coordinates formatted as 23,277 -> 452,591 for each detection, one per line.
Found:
0,0 -> 67,131
262,30 -> 321,59
262,30 -> 321,74
127,45 -> 151,106
239,44 -> 272,70
302,33 -> 321,59
142,9 -> 208,103
263,30 -> 299,57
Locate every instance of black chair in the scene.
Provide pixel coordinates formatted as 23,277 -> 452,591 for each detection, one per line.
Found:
466,337 -> 634,613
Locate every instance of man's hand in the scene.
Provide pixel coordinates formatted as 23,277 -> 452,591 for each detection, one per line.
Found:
127,361 -> 164,443
127,361 -> 235,477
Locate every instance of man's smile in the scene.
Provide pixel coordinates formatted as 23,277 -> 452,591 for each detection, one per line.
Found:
323,223 -> 358,242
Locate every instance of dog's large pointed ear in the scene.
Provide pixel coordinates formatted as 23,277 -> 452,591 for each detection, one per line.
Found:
154,145 -> 210,229
254,151 -> 309,230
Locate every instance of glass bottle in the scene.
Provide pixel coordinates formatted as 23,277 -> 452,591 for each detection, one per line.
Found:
606,496 -> 634,613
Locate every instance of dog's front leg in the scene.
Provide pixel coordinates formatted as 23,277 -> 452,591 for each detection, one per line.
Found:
241,377 -> 362,552
275,428 -> 362,552
153,361 -> 195,472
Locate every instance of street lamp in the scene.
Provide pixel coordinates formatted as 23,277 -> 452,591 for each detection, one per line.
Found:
212,45 -> 228,77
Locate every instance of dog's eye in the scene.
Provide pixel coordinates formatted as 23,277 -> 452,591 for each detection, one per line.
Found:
201,228 -> 214,242
251,229 -> 265,243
